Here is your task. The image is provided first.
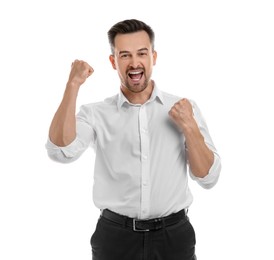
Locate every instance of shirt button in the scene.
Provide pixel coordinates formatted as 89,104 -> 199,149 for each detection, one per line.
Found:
142,155 -> 148,160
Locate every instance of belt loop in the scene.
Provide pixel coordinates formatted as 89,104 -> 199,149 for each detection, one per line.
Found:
122,216 -> 127,228
162,217 -> 166,229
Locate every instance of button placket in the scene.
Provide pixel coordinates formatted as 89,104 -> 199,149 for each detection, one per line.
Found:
139,105 -> 150,219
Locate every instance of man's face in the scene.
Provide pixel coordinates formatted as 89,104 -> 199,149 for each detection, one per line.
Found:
109,30 -> 157,93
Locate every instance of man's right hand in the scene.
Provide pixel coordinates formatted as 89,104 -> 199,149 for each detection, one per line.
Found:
68,59 -> 94,87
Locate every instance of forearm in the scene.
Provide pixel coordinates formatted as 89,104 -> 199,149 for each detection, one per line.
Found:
184,122 -> 214,178
49,82 -> 80,146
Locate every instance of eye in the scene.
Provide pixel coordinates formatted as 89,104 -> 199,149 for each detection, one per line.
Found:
119,53 -> 131,59
139,52 -> 148,56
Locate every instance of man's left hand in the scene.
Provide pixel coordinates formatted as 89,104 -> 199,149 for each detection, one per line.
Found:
168,98 -> 196,133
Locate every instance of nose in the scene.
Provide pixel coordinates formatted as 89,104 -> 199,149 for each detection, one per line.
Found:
130,55 -> 141,69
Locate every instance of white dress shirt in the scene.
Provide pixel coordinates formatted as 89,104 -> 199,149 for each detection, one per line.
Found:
46,85 -> 221,219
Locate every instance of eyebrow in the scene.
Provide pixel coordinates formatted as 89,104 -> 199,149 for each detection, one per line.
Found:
137,48 -> 149,52
118,48 -> 149,55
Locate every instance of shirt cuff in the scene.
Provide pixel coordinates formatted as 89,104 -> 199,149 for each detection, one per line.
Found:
190,153 -> 221,189
45,137 -> 85,162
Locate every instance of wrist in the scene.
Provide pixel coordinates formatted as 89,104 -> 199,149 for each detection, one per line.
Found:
66,80 -> 81,90
179,117 -> 197,134
62,82 -> 81,102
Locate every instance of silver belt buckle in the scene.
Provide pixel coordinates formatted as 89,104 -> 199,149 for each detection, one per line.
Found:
133,219 -> 149,232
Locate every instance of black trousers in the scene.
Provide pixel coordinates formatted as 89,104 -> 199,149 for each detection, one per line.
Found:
90,212 -> 197,260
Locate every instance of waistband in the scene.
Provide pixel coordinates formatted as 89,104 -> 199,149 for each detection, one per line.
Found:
101,209 -> 187,232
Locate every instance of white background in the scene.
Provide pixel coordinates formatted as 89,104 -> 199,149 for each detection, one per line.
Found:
1,0 -> 274,259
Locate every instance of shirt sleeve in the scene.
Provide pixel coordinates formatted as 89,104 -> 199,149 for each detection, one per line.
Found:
188,100 -> 221,189
45,104 -> 96,163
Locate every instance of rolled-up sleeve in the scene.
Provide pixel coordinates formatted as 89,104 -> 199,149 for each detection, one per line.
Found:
45,104 -> 96,163
188,100 -> 221,189
189,152 -> 221,189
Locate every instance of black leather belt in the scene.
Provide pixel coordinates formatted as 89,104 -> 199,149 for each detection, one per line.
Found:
101,209 -> 187,232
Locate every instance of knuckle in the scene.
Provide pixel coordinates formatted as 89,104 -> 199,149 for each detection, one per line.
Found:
180,98 -> 186,104
175,104 -> 180,109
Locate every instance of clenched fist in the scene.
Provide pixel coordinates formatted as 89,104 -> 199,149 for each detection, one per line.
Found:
168,98 -> 196,133
68,59 -> 94,86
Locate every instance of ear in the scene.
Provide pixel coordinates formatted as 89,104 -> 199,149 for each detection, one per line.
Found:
153,51 -> 157,65
109,55 -> 117,70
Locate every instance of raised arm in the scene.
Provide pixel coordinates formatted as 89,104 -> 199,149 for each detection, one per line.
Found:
49,60 -> 94,146
169,98 -> 215,178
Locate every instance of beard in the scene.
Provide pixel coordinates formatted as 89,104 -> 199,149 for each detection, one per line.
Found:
123,78 -> 149,93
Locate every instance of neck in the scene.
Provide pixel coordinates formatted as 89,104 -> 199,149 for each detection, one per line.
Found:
121,81 -> 154,105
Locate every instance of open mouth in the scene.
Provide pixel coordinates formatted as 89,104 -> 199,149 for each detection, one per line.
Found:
128,70 -> 144,82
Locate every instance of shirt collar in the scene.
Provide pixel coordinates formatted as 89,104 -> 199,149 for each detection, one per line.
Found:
117,82 -> 164,109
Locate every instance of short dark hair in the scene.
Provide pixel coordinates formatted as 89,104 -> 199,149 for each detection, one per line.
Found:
107,19 -> 155,54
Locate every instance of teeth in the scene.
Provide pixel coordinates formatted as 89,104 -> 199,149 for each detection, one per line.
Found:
129,71 -> 142,75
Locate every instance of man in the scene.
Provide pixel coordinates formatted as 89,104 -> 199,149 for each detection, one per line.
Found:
46,19 -> 221,260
